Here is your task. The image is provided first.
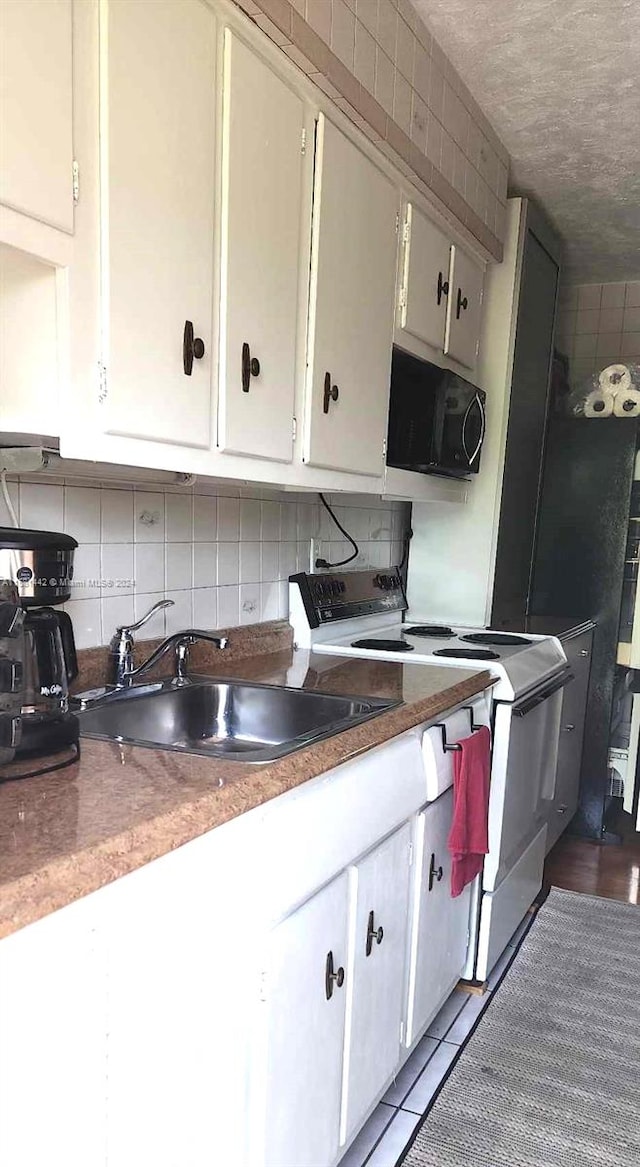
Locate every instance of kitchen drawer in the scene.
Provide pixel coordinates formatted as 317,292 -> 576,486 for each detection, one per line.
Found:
421,696 -> 491,800
251,731 -> 428,924
476,824 -> 547,980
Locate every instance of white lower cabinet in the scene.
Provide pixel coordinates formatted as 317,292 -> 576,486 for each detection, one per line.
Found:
405,789 -> 472,1047
0,710 -> 493,1167
0,894 -> 108,1167
252,872 -> 350,1167
341,824 -> 412,1145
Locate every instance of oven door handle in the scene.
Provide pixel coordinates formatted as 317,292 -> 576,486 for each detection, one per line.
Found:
461,392 -> 485,467
512,669 -> 574,717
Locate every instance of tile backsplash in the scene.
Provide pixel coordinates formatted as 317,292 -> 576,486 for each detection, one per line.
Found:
239,0 -> 509,260
0,478 -> 409,648
557,280 -> 640,389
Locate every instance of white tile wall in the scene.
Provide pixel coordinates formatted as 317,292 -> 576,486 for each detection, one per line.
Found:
0,479 -> 409,648
557,280 -> 640,388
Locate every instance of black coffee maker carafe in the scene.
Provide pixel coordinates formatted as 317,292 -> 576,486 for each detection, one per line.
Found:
0,527 -> 79,761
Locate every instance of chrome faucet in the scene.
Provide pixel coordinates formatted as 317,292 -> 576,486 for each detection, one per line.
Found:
109,599 -> 174,687
109,599 -> 228,688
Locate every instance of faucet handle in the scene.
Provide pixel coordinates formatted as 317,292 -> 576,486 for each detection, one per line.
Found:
109,598 -> 175,659
125,598 -> 175,635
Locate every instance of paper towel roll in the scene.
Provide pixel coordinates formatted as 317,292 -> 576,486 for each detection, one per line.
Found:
599,364 -> 633,393
613,387 -> 640,417
584,388 -> 615,418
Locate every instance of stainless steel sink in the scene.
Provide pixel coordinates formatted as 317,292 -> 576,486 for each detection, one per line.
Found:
76,677 -> 398,763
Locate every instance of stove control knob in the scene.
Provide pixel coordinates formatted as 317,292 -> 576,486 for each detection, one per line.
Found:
374,573 -> 396,591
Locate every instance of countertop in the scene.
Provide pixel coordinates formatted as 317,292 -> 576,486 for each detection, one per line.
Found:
0,648 -> 492,939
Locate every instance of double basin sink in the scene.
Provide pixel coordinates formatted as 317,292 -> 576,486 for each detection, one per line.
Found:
77,677 -> 398,764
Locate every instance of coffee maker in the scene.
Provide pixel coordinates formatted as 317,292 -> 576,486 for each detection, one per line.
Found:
0,528 -> 79,763
0,580 -> 24,765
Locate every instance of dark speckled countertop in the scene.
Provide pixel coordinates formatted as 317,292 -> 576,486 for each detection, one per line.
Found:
0,637 -> 492,939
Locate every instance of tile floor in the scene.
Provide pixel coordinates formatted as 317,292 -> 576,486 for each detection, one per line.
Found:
337,913 -> 535,1167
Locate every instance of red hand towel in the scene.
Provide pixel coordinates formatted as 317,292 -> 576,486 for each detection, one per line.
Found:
447,725 -> 491,897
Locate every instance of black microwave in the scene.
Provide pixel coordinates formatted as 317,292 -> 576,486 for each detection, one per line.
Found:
386,347 -> 486,478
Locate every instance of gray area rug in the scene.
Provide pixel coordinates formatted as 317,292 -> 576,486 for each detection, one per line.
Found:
403,887 -> 640,1167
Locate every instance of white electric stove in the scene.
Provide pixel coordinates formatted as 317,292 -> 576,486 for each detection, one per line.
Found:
289,567 -> 571,981
289,566 -> 566,701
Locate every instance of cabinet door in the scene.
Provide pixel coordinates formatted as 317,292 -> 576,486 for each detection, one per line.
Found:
303,116 -> 398,476
405,790 -> 472,1046
546,634 -> 592,851
0,0 -> 74,233
0,897 -> 107,1167
253,873 -> 349,1167
341,824 -> 412,1144
444,244 -> 484,369
398,202 -> 452,351
218,30 -> 307,463
100,0 -> 216,447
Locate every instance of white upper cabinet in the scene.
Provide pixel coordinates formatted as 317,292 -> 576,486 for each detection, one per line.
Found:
397,202 -> 452,351
396,198 -> 484,373
98,0 -> 216,448
0,0 -> 74,236
445,244 -> 484,369
340,824 -> 412,1146
303,116 -> 398,477
217,30 -> 309,463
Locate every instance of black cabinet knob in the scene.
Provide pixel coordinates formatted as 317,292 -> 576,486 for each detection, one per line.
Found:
242,342 -> 261,392
437,270 -> 450,305
323,371 -> 339,414
325,950 -> 345,999
183,320 -> 205,376
428,852 -> 444,891
366,910 -> 384,957
456,289 -> 468,319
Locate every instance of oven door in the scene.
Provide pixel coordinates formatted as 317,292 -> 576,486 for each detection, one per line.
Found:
483,669 -> 573,892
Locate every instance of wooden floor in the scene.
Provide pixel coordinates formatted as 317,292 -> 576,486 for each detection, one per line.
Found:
545,812 -> 640,905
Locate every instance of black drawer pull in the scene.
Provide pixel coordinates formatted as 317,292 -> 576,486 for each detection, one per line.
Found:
437,271 -> 449,305
242,342 -> 261,392
456,289 -> 468,319
183,320 -> 205,375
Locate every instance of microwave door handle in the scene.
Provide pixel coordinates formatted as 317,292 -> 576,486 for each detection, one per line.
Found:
466,393 -> 486,466
461,392 -> 485,466
460,398 -> 473,463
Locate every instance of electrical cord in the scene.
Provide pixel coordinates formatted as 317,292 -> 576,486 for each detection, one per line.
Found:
399,524 -> 413,571
315,493 -> 359,569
